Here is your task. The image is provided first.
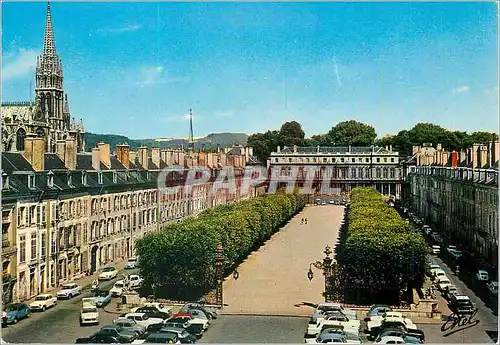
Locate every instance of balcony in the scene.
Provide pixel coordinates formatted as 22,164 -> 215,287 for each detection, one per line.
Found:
2,239 -> 16,256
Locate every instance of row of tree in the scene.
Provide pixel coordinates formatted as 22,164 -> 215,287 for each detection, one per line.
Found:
135,192 -> 307,300
247,120 -> 498,163
336,187 -> 428,303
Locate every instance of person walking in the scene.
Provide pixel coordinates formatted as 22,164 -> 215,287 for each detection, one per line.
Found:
301,218 -> 304,225
305,218 -> 308,225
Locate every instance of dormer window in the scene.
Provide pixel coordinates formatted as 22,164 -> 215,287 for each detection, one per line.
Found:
28,174 -> 36,189
47,172 -> 54,188
146,171 -> 150,180
98,172 -> 103,184
2,172 -> 9,190
82,172 -> 88,186
113,171 -> 117,183
67,173 -> 72,186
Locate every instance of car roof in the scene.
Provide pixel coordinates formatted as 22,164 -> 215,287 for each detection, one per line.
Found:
478,270 -> 488,274
380,336 -> 405,341
320,333 -> 344,340
454,295 -> 471,300
37,294 -> 53,298
438,277 -> 450,282
147,333 -> 177,339
171,313 -> 192,318
126,312 -> 147,317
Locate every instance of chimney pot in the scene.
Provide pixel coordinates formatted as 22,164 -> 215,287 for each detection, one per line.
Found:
92,148 -> 101,171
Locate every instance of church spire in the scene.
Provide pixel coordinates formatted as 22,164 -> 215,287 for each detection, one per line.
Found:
43,2 -> 57,57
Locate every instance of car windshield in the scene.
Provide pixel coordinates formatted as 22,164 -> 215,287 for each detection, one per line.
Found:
5,304 -> 20,311
181,331 -> 189,337
83,308 -> 97,313
35,296 -> 48,301
62,285 -> 73,289
97,290 -> 109,297
103,267 -> 115,272
128,258 -> 137,262
115,283 -> 124,288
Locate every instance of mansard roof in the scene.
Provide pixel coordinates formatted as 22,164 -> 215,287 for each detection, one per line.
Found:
45,153 -> 66,170
2,152 -> 34,173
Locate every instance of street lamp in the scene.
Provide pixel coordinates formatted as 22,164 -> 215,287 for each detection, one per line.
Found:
215,246 -> 239,306
307,245 -> 334,302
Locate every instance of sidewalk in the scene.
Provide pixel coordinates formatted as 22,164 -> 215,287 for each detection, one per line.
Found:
24,260 -> 129,305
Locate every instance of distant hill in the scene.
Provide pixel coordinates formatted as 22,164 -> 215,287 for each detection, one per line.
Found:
84,132 -> 248,152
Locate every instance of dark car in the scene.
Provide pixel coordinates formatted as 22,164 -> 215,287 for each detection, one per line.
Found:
180,303 -> 218,320
370,322 -> 425,342
364,305 -> 392,322
142,332 -> 179,344
159,327 -> 197,343
99,325 -> 138,342
161,319 -> 203,338
135,307 -> 170,320
76,333 -> 129,343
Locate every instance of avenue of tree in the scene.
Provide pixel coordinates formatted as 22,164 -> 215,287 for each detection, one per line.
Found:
247,120 -> 498,163
136,192 -> 307,300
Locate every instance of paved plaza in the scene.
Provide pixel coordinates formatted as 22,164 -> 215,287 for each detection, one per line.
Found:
222,204 -> 345,316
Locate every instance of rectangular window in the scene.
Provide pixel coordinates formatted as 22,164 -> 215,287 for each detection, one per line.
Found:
391,158 -> 395,163
40,233 -> 46,258
83,224 -> 88,244
31,233 -> 37,260
376,158 -> 380,163
51,231 -> 56,254
28,175 -> 35,189
19,235 -> 26,263
98,173 -> 103,184
47,175 -> 54,188
82,173 -> 88,185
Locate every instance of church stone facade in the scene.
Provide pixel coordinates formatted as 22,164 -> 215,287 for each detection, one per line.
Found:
1,3 -> 84,154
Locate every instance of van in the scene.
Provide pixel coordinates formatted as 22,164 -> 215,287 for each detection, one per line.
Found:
450,295 -> 475,315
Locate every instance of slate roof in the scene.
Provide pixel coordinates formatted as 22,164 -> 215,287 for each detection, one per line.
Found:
45,153 -> 67,170
76,153 -> 107,170
278,146 -> 395,154
2,152 -> 34,173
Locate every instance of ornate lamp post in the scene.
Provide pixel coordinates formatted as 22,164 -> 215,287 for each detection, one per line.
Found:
215,246 -> 239,307
307,245 -> 334,302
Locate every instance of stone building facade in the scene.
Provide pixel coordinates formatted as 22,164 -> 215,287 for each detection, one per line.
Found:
1,3 -> 84,154
1,138 -> 263,304
406,141 -> 499,268
269,145 -> 403,198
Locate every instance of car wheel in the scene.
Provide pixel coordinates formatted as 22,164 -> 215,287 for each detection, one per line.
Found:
26,313 -> 31,318
13,317 -> 18,324
207,314 -> 213,320
68,294 -> 72,299
42,306 -> 46,312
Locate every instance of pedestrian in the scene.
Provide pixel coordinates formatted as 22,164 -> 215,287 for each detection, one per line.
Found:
301,218 -> 304,225
305,218 -> 308,224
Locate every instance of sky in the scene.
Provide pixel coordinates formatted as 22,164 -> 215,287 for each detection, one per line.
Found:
2,2 -> 499,139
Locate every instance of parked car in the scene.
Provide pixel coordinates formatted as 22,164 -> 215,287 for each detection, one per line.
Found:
57,283 -> 82,299
307,312 -> 360,337
125,257 -> 139,269
374,329 -> 423,343
76,333 -> 128,343
310,303 -> 357,324
364,305 -> 392,322
370,322 -> 425,342
3,303 -> 30,324
157,326 -> 198,343
118,313 -> 164,329
431,269 -> 447,282
437,276 -> 453,291
180,303 -> 218,320
110,280 -> 125,297
476,270 -> 489,281
128,275 -> 144,289
168,313 -> 209,331
80,301 -> 99,326
113,318 -> 147,336
99,325 -> 138,342
443,285 -> 459,300
1,311 -> 7,325
376,336 -> 406,344
29,294 -> 57,312
427,264 -> 441,277
314,332 -> 347,344
132,303 -> 172,315
486,281 -> 499,295
161,316 -> 204,338
134,307 -> 171,320
449,295 -> 475,315
132,332 -> 180,344
99,267 -> 119,280
431,245 -> 441,255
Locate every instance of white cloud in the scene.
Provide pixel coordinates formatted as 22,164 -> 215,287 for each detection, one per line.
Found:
97,24 -> 142,34
166,113 -> 201,123
484,86 -> 499,95
2,48 -> 39,81
215,110 -> 234,118
452,85 -> 470,94
137,65 -> 188,87
333,57 -> 342,87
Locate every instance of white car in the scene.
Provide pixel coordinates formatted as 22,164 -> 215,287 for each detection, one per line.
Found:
80,301 -> 99,325
128,275 -> 143,289
310,303 -> 357,324
432,269 -> 447,282
57,283 -> 82,299
367,313 -> 417,333
99,267 -> 118,280
29,294 -> 57,312
110,280 -> 125,297
437,276 -> 452,291
476,270 -> 489,281
487,281 -> 498,295
307,314 -> 361,336
125,257 -> 138,269
431,245 -> 441,255
117,312 -> 164,329
376,336 -> 406,344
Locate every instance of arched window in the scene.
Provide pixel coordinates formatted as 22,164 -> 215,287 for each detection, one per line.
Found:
16,128 -> 26,151
46,93 -> 52,117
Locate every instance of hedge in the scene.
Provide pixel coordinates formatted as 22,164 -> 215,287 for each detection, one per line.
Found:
339,187 -> 428,294
135,192 -> 307,299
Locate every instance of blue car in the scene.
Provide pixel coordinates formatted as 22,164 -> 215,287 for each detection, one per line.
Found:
92,289 -> 112,307
5,303 -> 30,324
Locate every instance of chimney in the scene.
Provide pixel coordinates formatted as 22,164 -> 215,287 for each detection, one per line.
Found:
56,140 -> 66,162
389,144 -> 393,152
317,145 -> 320,153
129,151 -> 137,166
97,142 -> 111,168
472,144 -> 480,168
451,151 -> 458,168
151,147 -> 160,168
65,138 -> 77,170
277,146 -> 281,153
412,146 -> 420,155
23,136 -> 45,172
479,146 -> 488,168
160,149 -> 168,166
217,144 -> 220,153
116,144 -> 130,169
92,148 -> 101,171
349,145 -> 352,153
436,143 -> 442,151
293,145 -> 298,153
137,146 -> 148,169
441,151 -> 449,167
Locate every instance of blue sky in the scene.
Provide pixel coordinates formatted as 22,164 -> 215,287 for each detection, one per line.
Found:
2,2 -> 498,139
